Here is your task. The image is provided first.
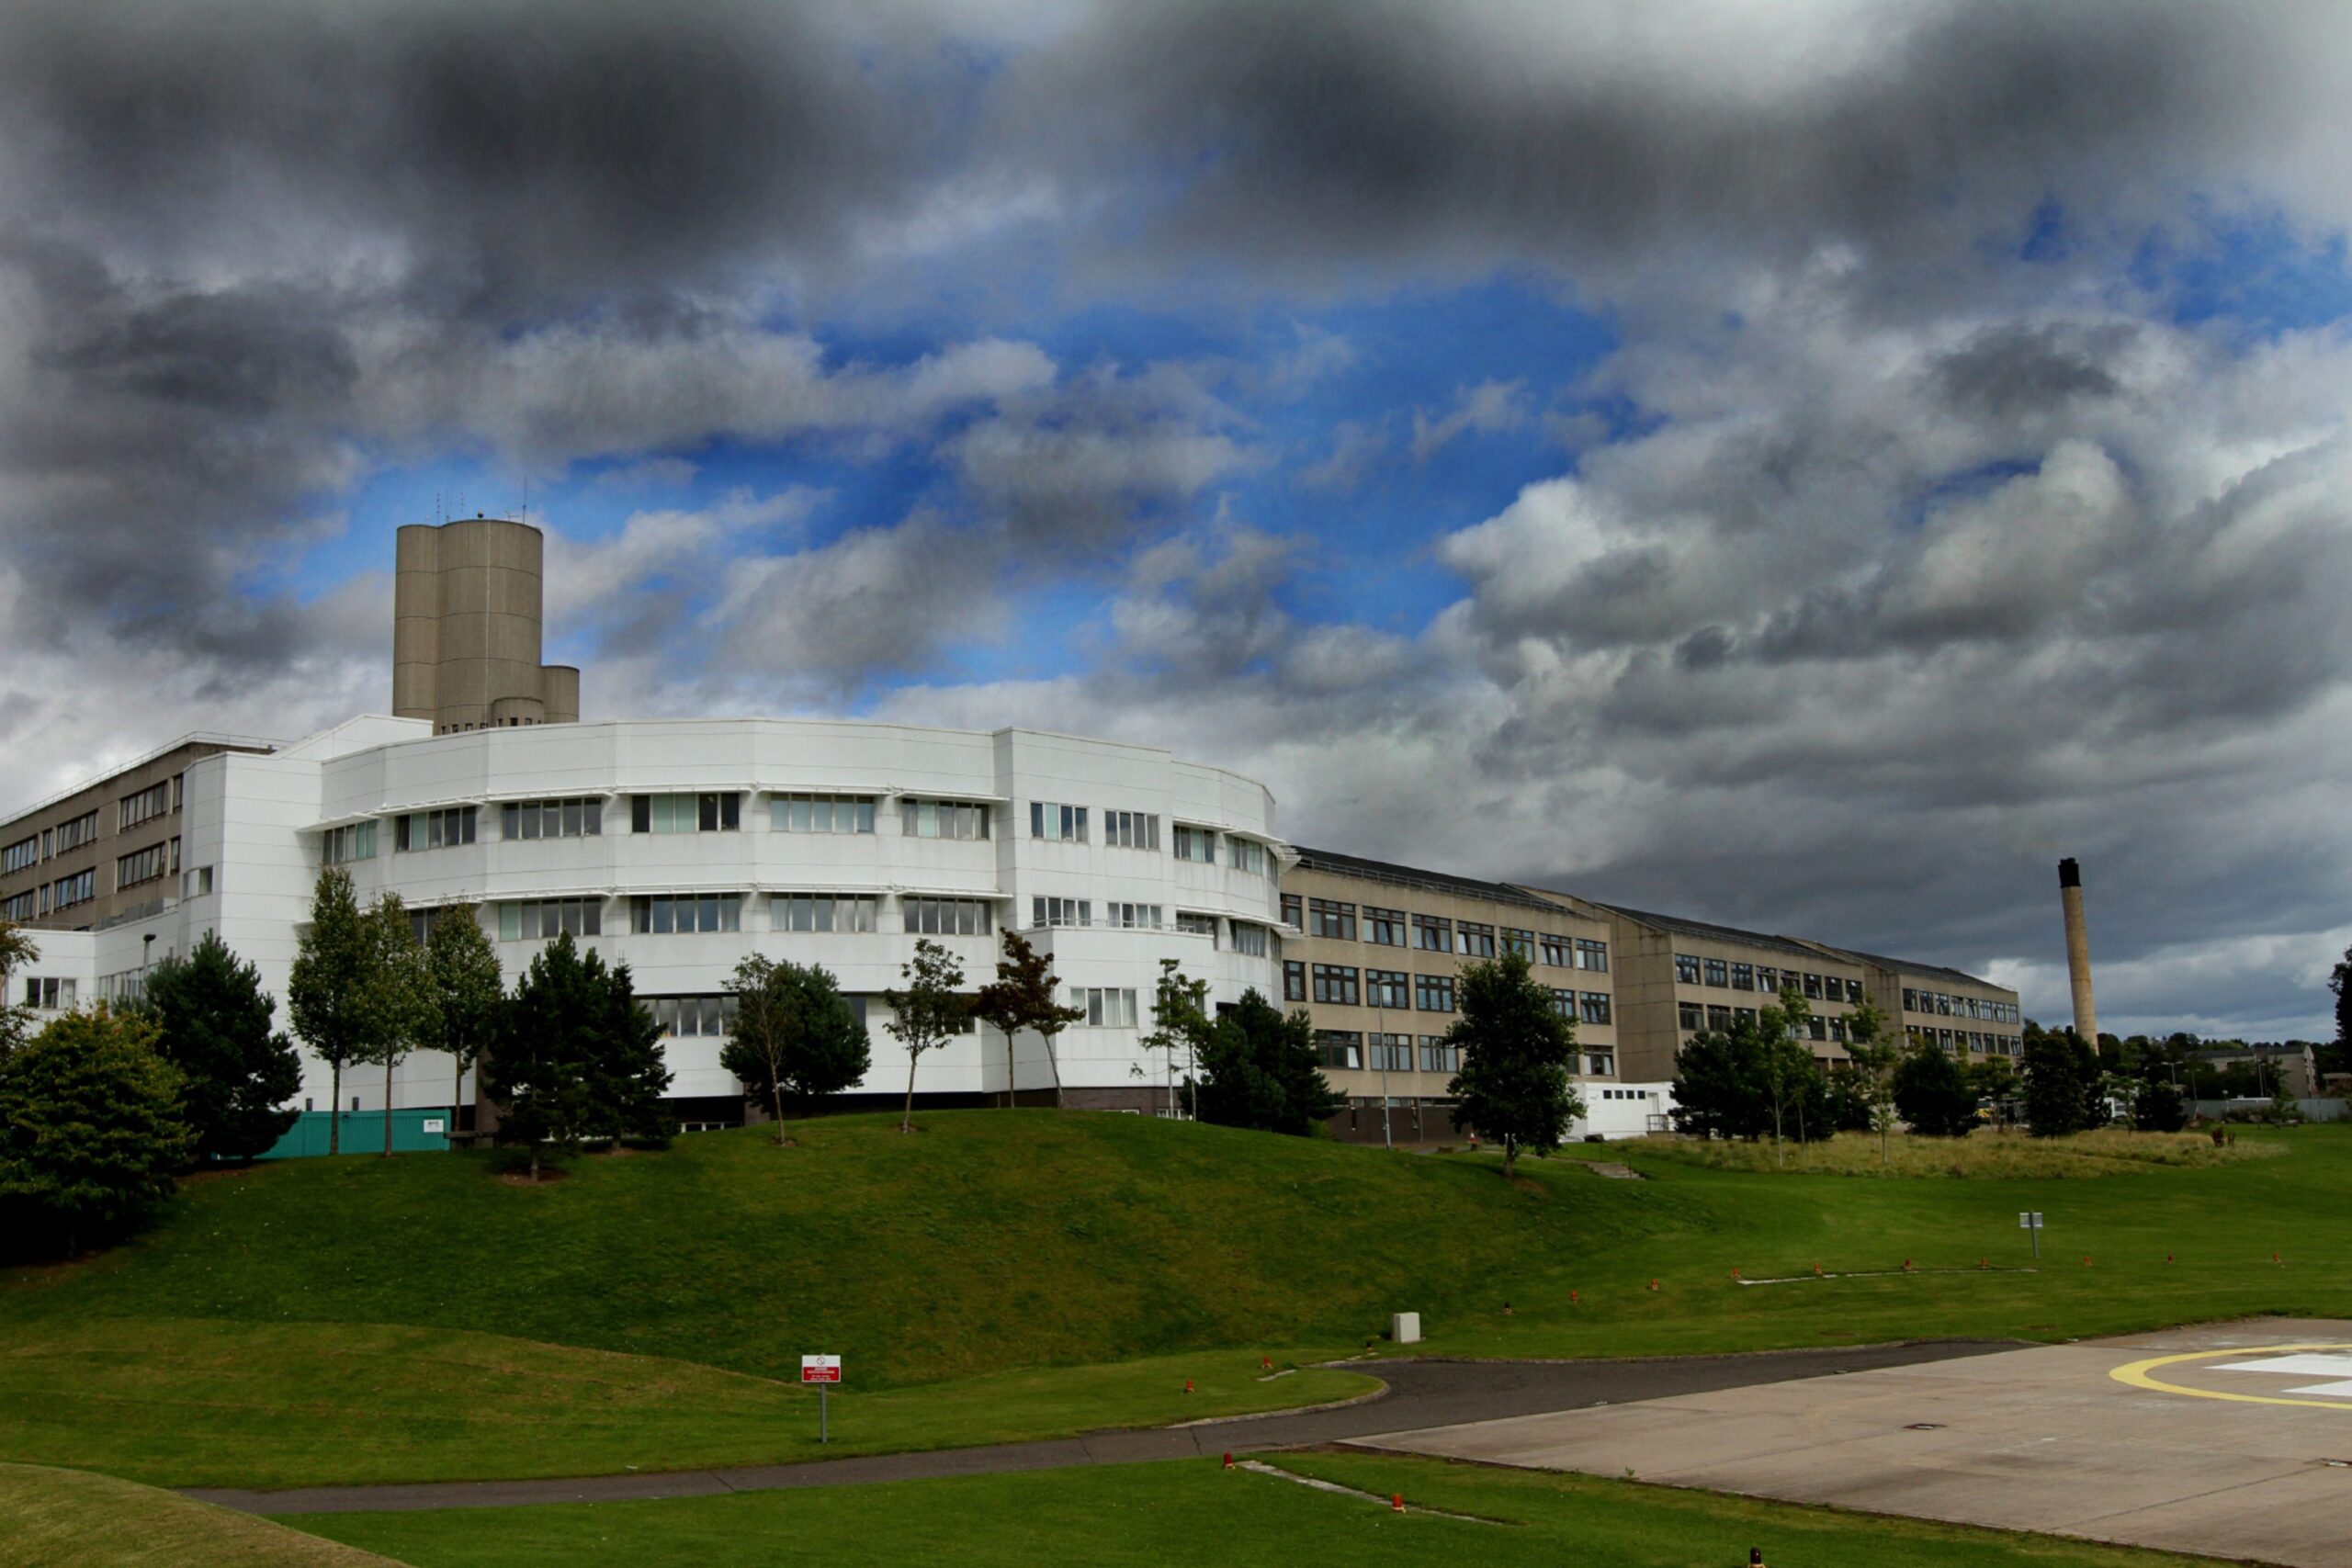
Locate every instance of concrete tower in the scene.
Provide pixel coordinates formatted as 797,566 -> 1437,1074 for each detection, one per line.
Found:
2057,858 -> 2097,1043
392,517 -> 581,734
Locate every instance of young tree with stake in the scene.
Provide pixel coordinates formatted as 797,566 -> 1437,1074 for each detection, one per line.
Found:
425,905 -> 504,1128
360,895 -> 441,1157
287,867 -> 372,1155
885,938 -> 967,1134
1143,957 -> 1210,1119
971,931 -> 1082,1109
723,954 -> 870,1134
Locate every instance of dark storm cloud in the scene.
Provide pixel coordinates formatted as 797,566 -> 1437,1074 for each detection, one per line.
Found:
1931,324 -> 2132,420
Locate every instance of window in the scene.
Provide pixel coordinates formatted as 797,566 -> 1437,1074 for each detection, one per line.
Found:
500,898 -> 605,940
1413,914 -> 1453,953
1580,992 -> 1612,1025
1368,1033 -> 1412,1072
1415,974 -> 1455,1012
1802,971 -> 1824,999
903,897 -> 990,936
1032,896 -> 1091,928
649,995 -> 737,1039
395,806 -> 478,851
1312,964 -> 1360,1005
1103,902 -> 1163,930
1735,1007 -> 1758,1025
1030,802 -> 1090,842
1316,1031 -> 1363,1070
1703,958 -> 1728,987
901,798 -> 989,840
1675,953 -> 1702,985
1283,961 -> 1306,1002
1364,907 -> 1406,946
1730,962 -> 1755,991
1103,809 -> 1159,850
769,794 -> 874,834
776,894 -> 881,933
1280,892 -> 1303,928
1366,969 -> 1409,1009
1502,927 -> 1535,959
53,812 -> 97,854
1227,838 -> 1267,875
1308,898 -> 1357,941
1585,1053 -> 1616,1077
1171,825 -> 1217,863
503,797 -> 605,840
22,976 -> 76,1010
1810,1016 -> 1829,1041
1757,965 -> 1779,993
1230,922 -> 1270,957
116,840 -> 175,891
1550,987 -> 1577,1019
1069,987 -> 1138,1028
2,837 -> 36,875
409,905 -> 465,944
119,779 -> 174,830
1419,1036 -> 1459,1074
1,891 -> 31,922
631,793 -> 740,834
1457,922 -> 1498,958
1845,978 -> 1865,1004
322,821 -> 377,865
1176,911 -> 1220,946
1678,1000 -> 1703,1031
630,893 -> 741,934
1706,1004 -> 1732,1030
1540,933 -> 1569,967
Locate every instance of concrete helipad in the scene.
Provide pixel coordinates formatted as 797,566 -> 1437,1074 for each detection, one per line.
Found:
1351,1320 -> 2352,1568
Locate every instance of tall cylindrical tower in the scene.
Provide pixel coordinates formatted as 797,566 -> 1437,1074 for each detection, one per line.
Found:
387,517 -> 579,733
2058,858 -> 2097,1043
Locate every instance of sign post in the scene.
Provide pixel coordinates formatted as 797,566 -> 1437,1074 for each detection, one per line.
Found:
801,1354 -> 841,1443
2018,1210 -> 2042,1261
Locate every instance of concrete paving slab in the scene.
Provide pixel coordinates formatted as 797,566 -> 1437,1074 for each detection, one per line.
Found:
1351,1319 -> 2352,1568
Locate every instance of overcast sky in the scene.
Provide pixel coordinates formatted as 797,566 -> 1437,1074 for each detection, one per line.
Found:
3,0 -> 2347,1038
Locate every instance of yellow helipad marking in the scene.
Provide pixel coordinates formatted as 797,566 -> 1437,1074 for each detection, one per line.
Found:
2111,1342 -> 2352,1411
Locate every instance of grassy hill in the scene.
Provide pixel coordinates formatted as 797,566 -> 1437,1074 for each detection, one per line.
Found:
0,1463 -> 409,1567
5,1112 -> 2351,1489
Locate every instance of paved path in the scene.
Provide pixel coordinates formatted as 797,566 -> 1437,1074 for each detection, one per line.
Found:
192,1339 -> 2012,1517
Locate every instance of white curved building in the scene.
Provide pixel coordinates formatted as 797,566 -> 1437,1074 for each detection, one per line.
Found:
23,713 -> 1287,1126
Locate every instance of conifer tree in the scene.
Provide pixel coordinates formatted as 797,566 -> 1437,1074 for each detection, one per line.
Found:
141,931 -> 301,1163
425,905 -> 504,1127
287,868 -> 370,1155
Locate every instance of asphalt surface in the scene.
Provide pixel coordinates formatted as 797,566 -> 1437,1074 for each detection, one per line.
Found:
191,1339 -> 2015,1517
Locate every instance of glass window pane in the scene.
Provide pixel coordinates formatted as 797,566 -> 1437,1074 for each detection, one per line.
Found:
652,897 -> 673,934
721,895 -> 741,931
500,903 -> 520,941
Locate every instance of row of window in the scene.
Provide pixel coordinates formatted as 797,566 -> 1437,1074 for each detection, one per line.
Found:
1905,988 -> 2019,1022
1317,1031 -> 1463,1074
12,868 -> 96,919
3,811 -> 105,881
1283,896 -> 1609,970
489,892 -> 1006,942
19,976 -> 77,1010
119,778 -> 178,831
1548,987 -> 1614,1024
1918,1027 -> 2021,1057
1282,962 -> 1610,1020
116,838 -> 176,890
507,797 -> 606,840
397,807 -> 479,851
2,836 -> 35,875
1675,953 -> 1865,1003
322,822 -> 377,866
1678,1000 -> 1864,1044
1069,987 -> 1138,1028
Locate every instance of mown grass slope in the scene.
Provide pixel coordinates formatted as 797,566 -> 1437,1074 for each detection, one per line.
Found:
5,1113 -> 2350,1489
0,1463 -> 408,1567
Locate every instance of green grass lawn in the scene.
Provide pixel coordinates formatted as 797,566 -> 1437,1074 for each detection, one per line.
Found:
286,1451 -> 2245,1568
0,1463 -> 408,1567
5,1112 -> 2348,1489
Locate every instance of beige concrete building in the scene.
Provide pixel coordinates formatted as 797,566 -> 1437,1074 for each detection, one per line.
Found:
394,517 -> 581,734
1280,847 -> 1641,1143
0,734 -> 276,935
1827,946 -> 2023,1062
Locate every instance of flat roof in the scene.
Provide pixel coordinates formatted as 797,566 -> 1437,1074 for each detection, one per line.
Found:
1289,845 -> 1572,917
1,732 -> 281,828
1594,902 -> 1850,964
1830,944 -> 2004,992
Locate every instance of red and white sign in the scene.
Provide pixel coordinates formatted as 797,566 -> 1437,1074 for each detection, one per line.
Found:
801,1355 -> 842,1383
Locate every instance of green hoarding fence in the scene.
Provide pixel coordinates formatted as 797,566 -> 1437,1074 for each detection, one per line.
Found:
259,1107 -> 456,1159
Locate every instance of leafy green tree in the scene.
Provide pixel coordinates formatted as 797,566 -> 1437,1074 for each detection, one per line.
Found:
970,931 -> 1082,1108
1194,988 -> 1344,1135
1142,958 -> 1212,1119
0,918 -> 37,1062
0,1005 -> 190,1258
1445,951 -> 1582,1176
360,895 -> 441,1158
288,867 -> 373,1155
139,931 -> 300,1164
1842,997 -> 1900,1164
2133,1079 -> 2188,1133
1892,1037 -> 1976,1136
723,954 -> 870,1134
1672,1025 -> 1772,1140
2330,945 -> 2351,1075
480,932 -> 643,1179
884,938 -> 967,1135
2022,1025 -> 2103,1138
1758,985 -> 1828,1164
425,906 -> 504,1127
